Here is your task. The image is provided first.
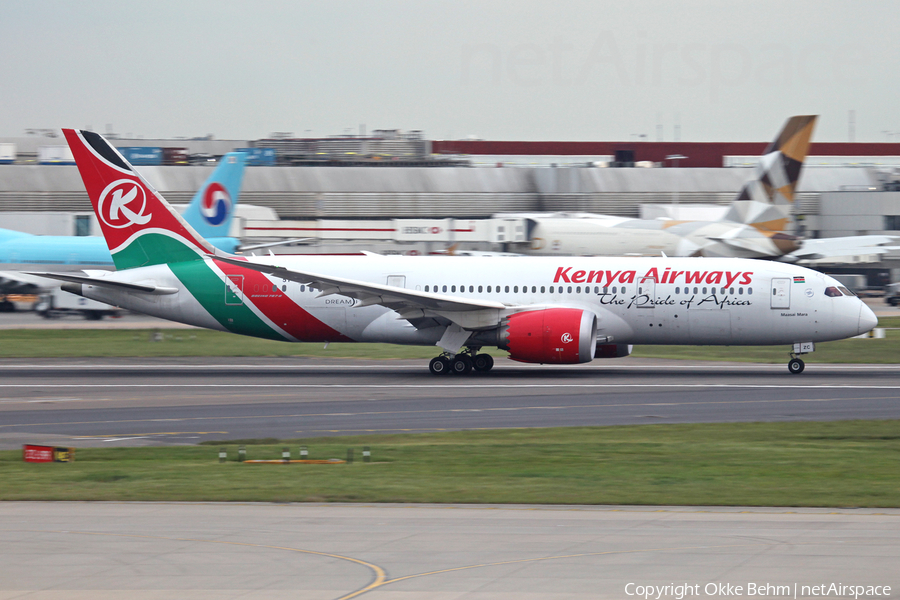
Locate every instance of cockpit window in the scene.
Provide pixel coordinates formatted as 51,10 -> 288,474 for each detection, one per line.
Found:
825,286 -> 842,297
838,286 -> 856,296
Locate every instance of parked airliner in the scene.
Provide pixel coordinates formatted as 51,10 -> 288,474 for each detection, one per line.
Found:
502,115 -> 896,262
35,129 -> 877,375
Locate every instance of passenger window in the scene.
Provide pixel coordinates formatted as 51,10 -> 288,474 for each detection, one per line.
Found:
451,285 -> 456,292
282,285 -> 287,292
702,287 -> 707,294
693,287 -> 698,294
442,285 -> 447,292
541,286 -> 545,293
576,286 -> 581,293
532,286 -> 536,293
469,285 -> 474,293
825,286 -> 842,297
514,286 -> 518,293
505,286 -> 510,293
729,287 -> 734,294
425,285 -> 429,292
300,285 -> 306,292
675,286 -> 680,294
478,285 -> 483,293
487,286 -> 491,293
748,288 -> 753,295
549,286 -> 554,293
739,288 -> 743,295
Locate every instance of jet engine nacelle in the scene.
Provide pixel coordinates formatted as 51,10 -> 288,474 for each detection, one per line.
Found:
500,308 -> 597,364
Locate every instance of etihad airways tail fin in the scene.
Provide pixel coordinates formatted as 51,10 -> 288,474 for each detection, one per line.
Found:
722,115 -> 817,235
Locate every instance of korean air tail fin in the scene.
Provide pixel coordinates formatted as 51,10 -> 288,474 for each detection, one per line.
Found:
722,115 -> 817,235
181,151 -> 247,249
63,129 -> 220,271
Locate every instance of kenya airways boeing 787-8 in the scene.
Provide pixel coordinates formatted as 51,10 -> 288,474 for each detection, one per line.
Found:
34,129 -> 877,375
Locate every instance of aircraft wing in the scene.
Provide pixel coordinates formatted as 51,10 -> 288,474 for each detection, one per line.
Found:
213,255 -> 511,340
780,236 -> 900,263
0,271 -> 56,295
25,272 -> 178,295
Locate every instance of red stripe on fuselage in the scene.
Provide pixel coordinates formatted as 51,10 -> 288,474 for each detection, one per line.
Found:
213,259 -> 354,342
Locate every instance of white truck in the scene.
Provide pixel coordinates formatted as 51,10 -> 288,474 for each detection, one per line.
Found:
34,287 -> 121,320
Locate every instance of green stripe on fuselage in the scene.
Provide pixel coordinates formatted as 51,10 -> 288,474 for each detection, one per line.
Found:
169,259 -> 288,341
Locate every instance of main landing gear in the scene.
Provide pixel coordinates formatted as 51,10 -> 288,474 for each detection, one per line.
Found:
788,357 -> 805,374
429,348 -> 494,375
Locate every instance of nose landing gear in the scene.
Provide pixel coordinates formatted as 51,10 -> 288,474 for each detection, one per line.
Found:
788,341 -> 814,374
788,357 -> 805,374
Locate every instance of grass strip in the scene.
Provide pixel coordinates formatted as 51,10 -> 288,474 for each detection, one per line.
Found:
2,421 -> 899,506
0,316 -> 898,361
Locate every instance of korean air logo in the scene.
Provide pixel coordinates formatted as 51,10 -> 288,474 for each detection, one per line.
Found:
98,179 -> 151,229
201,183 -> 231,226
561,333 -> 574,344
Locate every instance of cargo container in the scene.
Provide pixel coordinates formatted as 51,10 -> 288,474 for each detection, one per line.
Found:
162,147 -> 188,165
237,147 -> 276,166
116,146 -> 163,165
0,143 -> 15,164
38,146 -> 75,165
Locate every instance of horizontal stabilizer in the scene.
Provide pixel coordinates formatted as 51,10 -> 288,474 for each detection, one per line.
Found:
25,272 -> 178,295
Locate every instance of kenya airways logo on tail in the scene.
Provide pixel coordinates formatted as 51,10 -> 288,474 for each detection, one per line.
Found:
98,179 -> 152,229
201,183 -> 231,226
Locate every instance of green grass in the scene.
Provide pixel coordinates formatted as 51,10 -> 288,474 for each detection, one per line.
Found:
0,317 -> 897,361
3,421 -> 899,506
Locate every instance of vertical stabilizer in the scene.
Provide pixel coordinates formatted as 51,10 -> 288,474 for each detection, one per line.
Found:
63,129 -> 217,270
181,151 -> 247,240
723,115 -> 817,234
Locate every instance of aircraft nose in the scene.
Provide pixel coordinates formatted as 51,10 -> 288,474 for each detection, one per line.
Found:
858,302 -> 878,335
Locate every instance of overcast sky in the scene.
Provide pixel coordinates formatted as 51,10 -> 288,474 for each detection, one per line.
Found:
2,0 -> 898,143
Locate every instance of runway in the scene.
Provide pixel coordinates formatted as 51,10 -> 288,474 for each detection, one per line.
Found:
1,502 -> 897,599
1,357 -> 899,448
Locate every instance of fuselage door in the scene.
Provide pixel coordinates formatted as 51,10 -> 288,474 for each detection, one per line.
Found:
771,277 -> 790,309
225,274 -> 244,305
636,277 -> 656,308
387,275 -> 406,288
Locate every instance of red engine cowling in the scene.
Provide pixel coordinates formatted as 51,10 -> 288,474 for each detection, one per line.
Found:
500,308 -> 597,364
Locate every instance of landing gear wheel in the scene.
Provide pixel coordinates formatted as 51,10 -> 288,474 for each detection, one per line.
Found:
451,355 -> 473,375
472,353 -> 494,372
788,358 -> 805,374
429,356 -> 450,375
